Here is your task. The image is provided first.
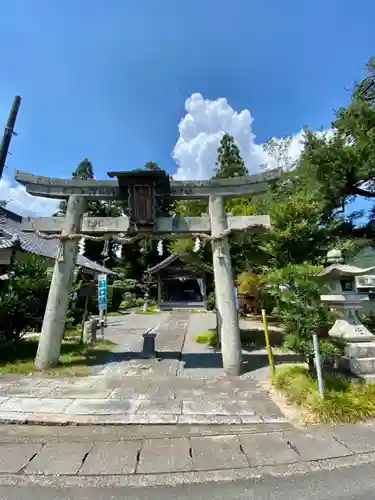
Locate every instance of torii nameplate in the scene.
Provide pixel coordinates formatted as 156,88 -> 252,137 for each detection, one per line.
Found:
14,169 -> 281,200
21,215 -> 271,235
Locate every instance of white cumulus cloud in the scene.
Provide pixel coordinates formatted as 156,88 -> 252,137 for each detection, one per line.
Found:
172,93 -> 315,180
0,176 -> 59,216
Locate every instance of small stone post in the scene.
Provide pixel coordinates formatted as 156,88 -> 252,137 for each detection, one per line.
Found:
35,195 -> 86,369
143,292 -> 149,312
209,194 -> 242,375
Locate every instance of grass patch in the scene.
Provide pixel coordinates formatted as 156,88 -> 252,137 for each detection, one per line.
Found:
194,327 -> 285,350
0,338 -> 116,377
135,306 -> 162,315
274,364 -> 375,423
195,329 -> 217,347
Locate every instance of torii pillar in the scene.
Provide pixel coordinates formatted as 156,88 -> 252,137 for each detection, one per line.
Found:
209,194 -> 241,375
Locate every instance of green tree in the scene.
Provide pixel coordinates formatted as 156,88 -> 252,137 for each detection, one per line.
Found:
145,161 -> 161,170
262,263 -> 342,370
0,255 -> 50,342
214,133 -> 248,178
303,57 -> 375,210
55,158 -> 122,263
72,157 -> 94,179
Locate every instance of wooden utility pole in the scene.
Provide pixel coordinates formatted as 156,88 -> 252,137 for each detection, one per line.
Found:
0,96 -> 21,180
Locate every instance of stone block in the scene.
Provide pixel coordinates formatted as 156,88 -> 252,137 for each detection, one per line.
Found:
79,441 -> 142,475
25,442 -> 93,475
284,429 -> 352,461
65,398 -> 139,415
190,435 -> 248,470
345,342 -> 375,359
349,357 -> 375,375
331,423 -> 375,454
137,438 -> 192,474
1,397 -> 73,414
0,443 -> 43,473
239,432 -> 300,466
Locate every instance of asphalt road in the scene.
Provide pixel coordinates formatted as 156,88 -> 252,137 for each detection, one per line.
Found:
1,463 -> 375,499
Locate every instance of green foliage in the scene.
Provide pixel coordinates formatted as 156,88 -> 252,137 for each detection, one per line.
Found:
214,133 -> 248,178
0,337 -> 115,376
55,158 -> 122,264
195,330 -> 217,347
0,255 -> 51,341
145,161 -> 161,170
262,263 -> 342,365
357,311 -> 375,333
274,364 -> 375,423
302,58 -> 375,213
207,293 -> 215,310
262,136 -> 295,171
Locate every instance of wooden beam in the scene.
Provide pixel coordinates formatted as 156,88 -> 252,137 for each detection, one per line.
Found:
21,215 -> 270,234
15,169 -> 281,200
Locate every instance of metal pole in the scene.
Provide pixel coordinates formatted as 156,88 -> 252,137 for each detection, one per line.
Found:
0,96 -> 21,179
312,332 -> 325,397
261,309 -> 275,378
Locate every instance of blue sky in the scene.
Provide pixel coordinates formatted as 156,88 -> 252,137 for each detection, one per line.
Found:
1,0 -> 375,215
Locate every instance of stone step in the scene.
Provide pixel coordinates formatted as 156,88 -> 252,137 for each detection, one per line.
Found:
358,373 -> 375,384
345,342 -> 375,359
348,357 -> 375,375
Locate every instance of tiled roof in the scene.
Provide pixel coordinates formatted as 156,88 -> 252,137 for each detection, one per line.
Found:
348,246 -> 375,270
148,253 -> 213,274
0,208 -> 116,275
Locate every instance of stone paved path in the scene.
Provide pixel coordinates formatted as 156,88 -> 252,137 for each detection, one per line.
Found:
0,310 -> 289,425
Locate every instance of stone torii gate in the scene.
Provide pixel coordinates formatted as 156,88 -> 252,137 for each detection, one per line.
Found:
15,168 -> 280,375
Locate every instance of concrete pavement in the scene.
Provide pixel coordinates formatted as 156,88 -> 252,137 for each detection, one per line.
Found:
0,422 -> 375,488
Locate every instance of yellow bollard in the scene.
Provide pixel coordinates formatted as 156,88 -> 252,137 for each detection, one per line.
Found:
261,308 -> 275,379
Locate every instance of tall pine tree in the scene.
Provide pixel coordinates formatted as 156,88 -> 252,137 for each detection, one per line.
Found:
145,161 -> 161,170
55,158 -> 122,264
214,133 -> 248,178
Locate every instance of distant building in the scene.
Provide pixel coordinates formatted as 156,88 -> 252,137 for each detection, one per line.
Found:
148,254 -> 213,310
348,246 -> 375,292
0,207 -> 115,277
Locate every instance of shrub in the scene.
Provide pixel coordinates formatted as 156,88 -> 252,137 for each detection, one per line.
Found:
262,263 -> 342,369
119,299 -> 135,310
135,297 -> 144,307
274,364 -> 375,423
195,330 -> 217,347
0,255 -> 51,341
207,293 -> 215,310
107,285 -> 124,312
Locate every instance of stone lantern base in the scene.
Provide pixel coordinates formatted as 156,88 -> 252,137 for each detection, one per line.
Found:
330,309 -> 375,383
339,342 -> 375,384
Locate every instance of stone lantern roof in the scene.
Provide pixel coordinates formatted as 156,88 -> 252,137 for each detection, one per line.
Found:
318,249 -> 375,280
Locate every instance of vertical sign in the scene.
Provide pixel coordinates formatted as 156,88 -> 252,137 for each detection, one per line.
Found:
97,274 -> 107,312
234,286 -> 239,311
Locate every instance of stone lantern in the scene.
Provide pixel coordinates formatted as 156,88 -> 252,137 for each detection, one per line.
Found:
319,249 -> 375,382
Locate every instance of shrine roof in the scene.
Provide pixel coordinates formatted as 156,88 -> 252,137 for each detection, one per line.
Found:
148,254 -> 213,274
0,208 -> 116,276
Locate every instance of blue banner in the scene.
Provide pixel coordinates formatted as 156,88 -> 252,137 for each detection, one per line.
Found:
97,274 -> 107,311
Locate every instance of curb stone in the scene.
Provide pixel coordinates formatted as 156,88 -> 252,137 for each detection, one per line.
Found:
0,453 -> 375,488
0,412 -> 289,426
